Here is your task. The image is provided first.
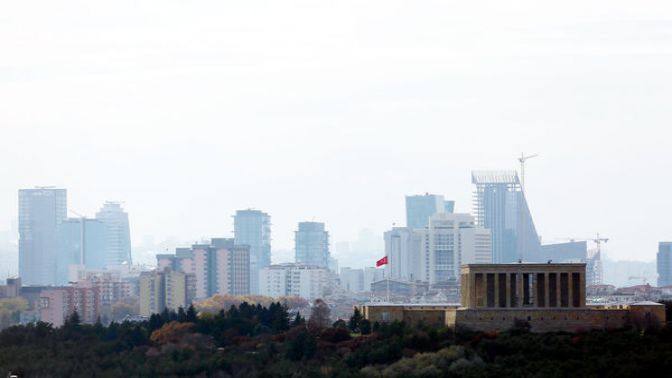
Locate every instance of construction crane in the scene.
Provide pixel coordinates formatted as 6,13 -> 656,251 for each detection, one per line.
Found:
558,233 -> 608,285
517,153 -> 538,261
518,153 -> 538,192
627,276 -> 648,285
562,233 -> 609,251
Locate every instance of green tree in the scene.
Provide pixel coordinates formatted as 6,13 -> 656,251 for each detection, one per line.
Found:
349,308 -> 363,332
186,304 -> 198,323
308,299 -> 331,330
292,312 -> 305,326
360,319 -> 372,335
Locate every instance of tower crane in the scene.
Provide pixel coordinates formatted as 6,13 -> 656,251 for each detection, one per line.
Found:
559,233 -> 608,285
627,276 -> 648,285
517,153 -> 538,261
563,233 -> 609,252
518,153 -> 538,192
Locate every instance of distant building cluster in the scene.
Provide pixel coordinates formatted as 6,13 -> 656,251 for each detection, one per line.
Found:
19,188 -> 132,286
156,238 -> 250,299
4,169 -> 672,330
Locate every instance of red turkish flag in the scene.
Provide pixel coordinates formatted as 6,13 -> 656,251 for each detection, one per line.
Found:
376,256 -> 388,267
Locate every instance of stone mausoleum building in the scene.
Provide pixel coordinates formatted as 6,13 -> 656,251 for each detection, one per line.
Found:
358,263 -> 665,333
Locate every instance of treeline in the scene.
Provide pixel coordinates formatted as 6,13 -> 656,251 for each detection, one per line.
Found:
1,302 -> 672,377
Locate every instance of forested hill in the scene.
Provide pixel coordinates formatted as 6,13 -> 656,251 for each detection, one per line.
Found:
1,301 -> 672,377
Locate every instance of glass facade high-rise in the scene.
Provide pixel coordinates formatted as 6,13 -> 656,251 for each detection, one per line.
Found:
295,222 -> 330,268
405,194 -> 454,229
19,188 -> 67,286
472,171 -> 541,263
234,209 -> 271,294
657,242 -> 672,287
95,202 -> 132,268
56,218 -> 106,285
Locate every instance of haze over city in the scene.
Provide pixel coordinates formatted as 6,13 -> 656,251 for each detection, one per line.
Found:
4,2 -> 672,376
2,0 -> 672,267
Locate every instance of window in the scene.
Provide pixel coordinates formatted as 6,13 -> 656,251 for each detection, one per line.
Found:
382,312 -> 390,322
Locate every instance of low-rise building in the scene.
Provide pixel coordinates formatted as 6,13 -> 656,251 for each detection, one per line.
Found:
371,279 -> 429,299
74,270 -> 133,306
259,263 -> 329,300
39,286 -> 102,327
0,277 -> 21,298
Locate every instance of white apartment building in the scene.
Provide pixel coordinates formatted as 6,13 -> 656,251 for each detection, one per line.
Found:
420,213 -> 491,285
384,227 -> 423,282
340,267 -> 365,293
259,264 -> 328,300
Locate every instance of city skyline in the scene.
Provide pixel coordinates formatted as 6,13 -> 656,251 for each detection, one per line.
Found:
3,1 -> 672,265
1,176 -> 667,269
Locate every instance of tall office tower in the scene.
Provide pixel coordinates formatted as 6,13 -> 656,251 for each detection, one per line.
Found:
156,238 -> 250,299
472,171 -> 541,263
19,187 -> 67,285
95,202 -> 132,268
234,210 -> 271,294
420,213 -> 491,285
657,242 -> 672,287
55,218 -> 106,285
405,194 -> 453,229
384,227 -> 423,282
259,263 -> 329,300
295,222 -> 330,268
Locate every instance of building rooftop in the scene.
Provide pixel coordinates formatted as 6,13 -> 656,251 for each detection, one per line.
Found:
361,303 -> 460,307
471,170 -> 520,185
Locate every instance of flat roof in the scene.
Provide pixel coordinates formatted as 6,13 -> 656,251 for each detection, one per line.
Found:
462,263 -> 586,268
359,303 -> 460,307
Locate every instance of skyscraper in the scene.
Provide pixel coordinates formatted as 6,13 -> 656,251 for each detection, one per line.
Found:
405,194 -> 454,229
56,218 -> 106,285
295,222 -> 330,268
234,209 -> 271,294
95,202 -> 132,268
19,187 -> 67,286
657,242 -> 672,287
472,171 -> 540,263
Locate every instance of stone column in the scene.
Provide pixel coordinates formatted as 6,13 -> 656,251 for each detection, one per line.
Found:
568,273 -> 574,308
494,272 -> 500,308
469,273 -> 476,308
580,271 -> 586,307
556,274 -> 561,308
516,273 -> 524,307
505,273 -> 511,308
544,272 -> 550,308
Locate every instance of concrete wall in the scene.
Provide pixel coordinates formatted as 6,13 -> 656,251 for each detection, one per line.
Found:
455,308 -> 629,333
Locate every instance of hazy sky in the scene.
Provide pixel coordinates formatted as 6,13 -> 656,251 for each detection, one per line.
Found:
2,1 -> 672,267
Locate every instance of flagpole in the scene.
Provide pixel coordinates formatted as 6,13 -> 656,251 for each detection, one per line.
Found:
386,268 -> 390,303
